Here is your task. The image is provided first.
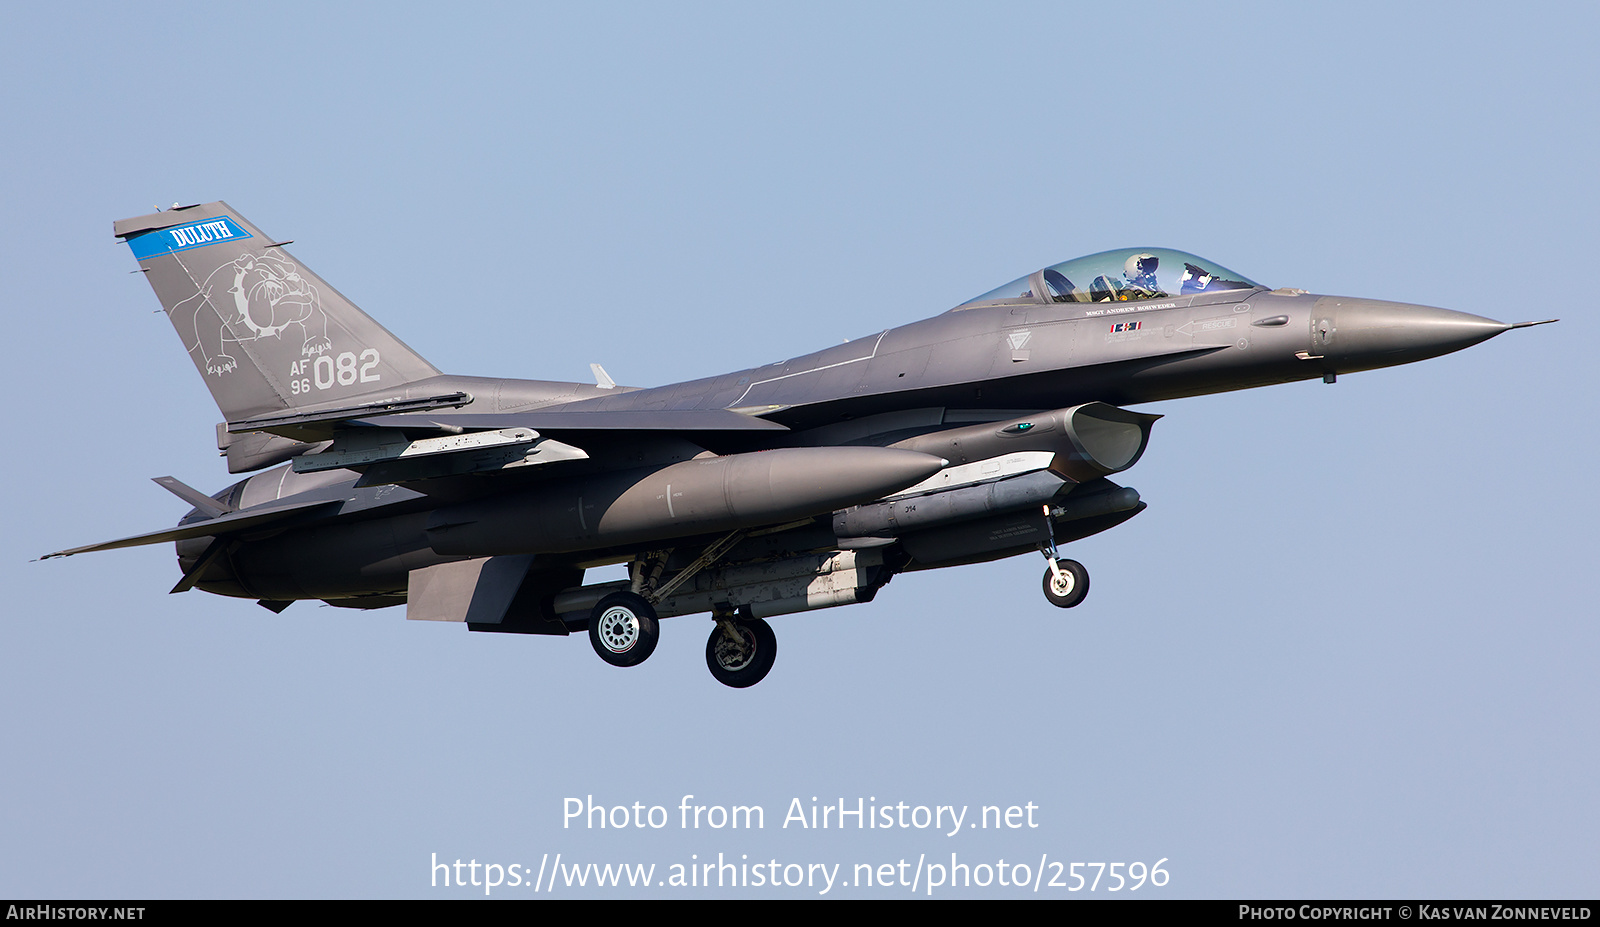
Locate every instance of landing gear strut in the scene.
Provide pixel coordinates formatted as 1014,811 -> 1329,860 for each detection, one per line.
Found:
1038,504 -> 1090,609
589,531 -> 749,670
705,611 -> 777,688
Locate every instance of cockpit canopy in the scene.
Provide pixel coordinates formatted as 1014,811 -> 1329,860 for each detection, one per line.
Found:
954,248 -> 1260,310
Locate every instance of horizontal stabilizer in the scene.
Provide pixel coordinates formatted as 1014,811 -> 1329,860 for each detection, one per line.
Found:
42,498 -> 338,559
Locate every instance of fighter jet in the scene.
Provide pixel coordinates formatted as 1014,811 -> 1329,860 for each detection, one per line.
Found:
43,203 -> 1554,687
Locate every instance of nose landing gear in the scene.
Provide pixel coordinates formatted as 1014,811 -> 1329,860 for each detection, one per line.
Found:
1039,504 -> 1090,609
1042,559 -> 1090,608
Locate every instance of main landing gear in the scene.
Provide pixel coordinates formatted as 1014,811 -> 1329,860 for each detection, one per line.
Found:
706,611 -> 777,689
585,532 -> 780,688
1038,504 -> 1090,609
585,593 -> 780,688
587,592 -> 659,667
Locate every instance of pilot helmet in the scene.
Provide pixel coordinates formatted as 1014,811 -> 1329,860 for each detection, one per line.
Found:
1124,253 -> 1159,281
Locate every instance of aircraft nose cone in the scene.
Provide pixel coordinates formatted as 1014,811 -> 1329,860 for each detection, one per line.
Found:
1317,297 -> 1510,370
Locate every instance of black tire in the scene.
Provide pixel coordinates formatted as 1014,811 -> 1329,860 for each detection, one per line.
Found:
705,617 -> 777,688
588,592 -> 659,667
1042,560 -> 1089,608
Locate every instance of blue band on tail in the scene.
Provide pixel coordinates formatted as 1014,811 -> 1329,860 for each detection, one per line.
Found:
127,217 -> 253,260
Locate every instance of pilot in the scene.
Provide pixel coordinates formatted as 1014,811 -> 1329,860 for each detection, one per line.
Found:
1122,253 -> 1164,298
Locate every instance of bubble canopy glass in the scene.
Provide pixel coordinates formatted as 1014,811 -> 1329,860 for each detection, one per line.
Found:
955,248 -> 1261,309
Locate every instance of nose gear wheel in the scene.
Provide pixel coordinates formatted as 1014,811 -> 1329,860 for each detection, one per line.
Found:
1041,560 -> 1089,608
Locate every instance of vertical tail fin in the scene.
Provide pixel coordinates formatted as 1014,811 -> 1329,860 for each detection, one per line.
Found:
115,202 -> 440,423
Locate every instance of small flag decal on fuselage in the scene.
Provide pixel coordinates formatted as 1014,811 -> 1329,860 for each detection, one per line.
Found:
1110,321 -> 1143,333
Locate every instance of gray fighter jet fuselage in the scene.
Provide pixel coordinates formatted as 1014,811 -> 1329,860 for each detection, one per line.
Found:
46,206 -> 1551,687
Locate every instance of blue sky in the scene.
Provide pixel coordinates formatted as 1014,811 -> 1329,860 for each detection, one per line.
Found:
2,1 -> 1595,898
